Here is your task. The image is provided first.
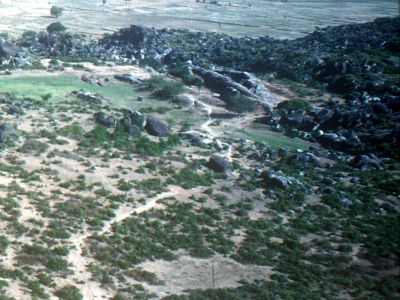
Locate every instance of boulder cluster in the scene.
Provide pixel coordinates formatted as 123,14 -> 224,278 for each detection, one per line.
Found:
94,110 -> 169,138
1,17 -> 399,159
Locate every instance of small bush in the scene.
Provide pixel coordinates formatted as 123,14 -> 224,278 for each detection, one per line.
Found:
55,285 -> 83,300
41,93 -> 52,101
0,235 -> 9,254
223,93 -> 257,113
57,124 -> 85,140
46,22 -> 67,34
50,6 -> 64,18
277,98 -> 312,112
18,140 -> 49,155
169,66 -> 198,86
21,30 -> 37,40
144,75 -> 184,99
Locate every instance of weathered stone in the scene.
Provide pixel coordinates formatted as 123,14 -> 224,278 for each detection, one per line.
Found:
95,112 -> 116,128
145,117 -> 169,137
262,171 -> 290,190
114,73 -> 142,85
126,125 -> 141,137
207,155 -> 231,173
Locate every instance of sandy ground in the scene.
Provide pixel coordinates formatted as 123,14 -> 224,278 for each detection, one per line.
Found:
139,254 -> 274,298
0,0 -> 398,39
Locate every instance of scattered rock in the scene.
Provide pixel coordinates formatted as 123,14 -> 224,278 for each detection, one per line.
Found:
350,154 -> 382,170
145,117 -> 169,137
126,125 -> 141,137
72,90 -> 103,105
0,123 -> 18,143
262,171 -> 290,190
0,41 -> 19,58
95,111 -> 116,128
81,74 -> 102,86
8,105 -> 24,115
114,73 -> 142,85
206,155 -> 231,173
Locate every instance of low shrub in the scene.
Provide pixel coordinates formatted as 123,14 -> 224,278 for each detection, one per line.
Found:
55,285 -> 83,300
144,75 -> 185,99
222,93 -> 257,113
277,98 -> 312,112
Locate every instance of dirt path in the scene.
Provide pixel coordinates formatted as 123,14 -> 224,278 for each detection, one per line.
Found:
99,188 -> 178,235
65,187 -> 180,299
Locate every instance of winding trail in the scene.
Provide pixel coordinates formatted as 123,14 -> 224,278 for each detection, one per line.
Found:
67,188 -> 178,300
100,189 -> 176,235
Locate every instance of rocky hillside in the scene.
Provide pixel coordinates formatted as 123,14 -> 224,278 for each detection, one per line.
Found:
6,17 -> 398,158
0,16 -> 399,300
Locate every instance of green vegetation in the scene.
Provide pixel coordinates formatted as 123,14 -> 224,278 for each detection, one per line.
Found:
0,75 -> 141,102
90,201 -> 232,269
80,124 -> 181,156
144,75 -> 185,99
277,98 -> 312,112
0,236 -> 9,255
222,93 -> 257,113
18,140 -> 49,156
229,125 -> 311,150
169,66 -> 200,86
55,285 -> 83,300
50,6 -> 64,18
46,22 -> 67,34
0,44 -> 398,300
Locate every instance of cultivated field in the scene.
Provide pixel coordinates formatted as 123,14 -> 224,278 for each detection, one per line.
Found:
0,0 -> 398,39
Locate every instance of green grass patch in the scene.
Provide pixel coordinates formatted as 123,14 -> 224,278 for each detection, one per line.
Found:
228,125 -> 311,151
0,75 -> 141,103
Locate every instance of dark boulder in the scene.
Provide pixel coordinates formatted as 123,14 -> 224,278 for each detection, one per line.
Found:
317,108 -> 334,125
350,154 -> 382,170
72,90 -> 103,105
145,117 -> 169,137
0,123 -> 18,143
8,105 -> 24,115
95,112 -> 116,128
283,112 -> 317,131
126,125 -> 141,137
0,42 -> 19,58
121,116 -> 132,129
262,171 -> 290,190
192,66 -> 258,100
207,155 -> 231,173
114,73 -> 142,85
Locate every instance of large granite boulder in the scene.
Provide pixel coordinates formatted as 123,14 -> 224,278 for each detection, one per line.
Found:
206,155 -> 231,173
145,117 -> 169,137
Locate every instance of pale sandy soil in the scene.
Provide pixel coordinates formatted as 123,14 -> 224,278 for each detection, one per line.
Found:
139,254 -> 274,298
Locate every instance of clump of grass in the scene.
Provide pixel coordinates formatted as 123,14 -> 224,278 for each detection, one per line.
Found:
40,93 -> 52,101
57,124 -> 85,140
